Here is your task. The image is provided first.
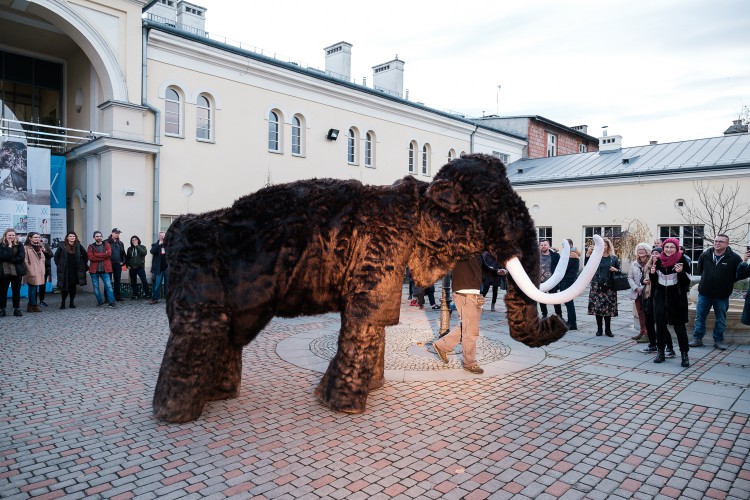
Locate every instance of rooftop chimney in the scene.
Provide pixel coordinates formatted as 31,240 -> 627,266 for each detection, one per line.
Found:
599,133 -> 623,152
723,119 -> 749,135
176,1 -> 207,36
324,42 -> 353,81
571,124 -> 588,135
145,0 -> 178,25
372,56 -> 404,99
650,140 -> 658,145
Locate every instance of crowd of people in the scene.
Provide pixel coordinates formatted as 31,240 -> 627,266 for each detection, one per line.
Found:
423,235 -> 750,374
4,223 -> 749,372
0,227 -> 169,315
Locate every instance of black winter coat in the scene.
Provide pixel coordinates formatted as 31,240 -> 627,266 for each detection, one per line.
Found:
54,244 -> 89,288
0,243 -> 25,277
650,255 -> 691,326
126,245 -> 147,270
696,247 -> 742,299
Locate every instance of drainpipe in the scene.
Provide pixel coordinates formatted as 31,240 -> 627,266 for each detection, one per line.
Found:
470,124 -> 479,153
142,26 -> 161,242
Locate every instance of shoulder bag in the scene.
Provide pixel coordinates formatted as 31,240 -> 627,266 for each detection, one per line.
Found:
607,271 -> 630,291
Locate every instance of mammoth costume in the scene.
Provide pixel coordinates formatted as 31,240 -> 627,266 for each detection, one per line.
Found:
153,154 -> 603,423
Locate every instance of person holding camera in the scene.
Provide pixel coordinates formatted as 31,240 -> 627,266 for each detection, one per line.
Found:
649,238 -> 691,367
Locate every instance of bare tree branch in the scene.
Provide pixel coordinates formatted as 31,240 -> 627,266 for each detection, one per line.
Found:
677,181 -> 750,244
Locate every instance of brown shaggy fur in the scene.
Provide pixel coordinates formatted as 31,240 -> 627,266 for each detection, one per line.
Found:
153,154 -> 567,423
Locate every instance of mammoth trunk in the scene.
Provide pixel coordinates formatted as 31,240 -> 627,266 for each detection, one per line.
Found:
504,277 -> 568,347
502,233 -> 568,347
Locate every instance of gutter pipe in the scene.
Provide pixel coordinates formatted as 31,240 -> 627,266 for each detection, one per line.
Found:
142,26 -> 161,242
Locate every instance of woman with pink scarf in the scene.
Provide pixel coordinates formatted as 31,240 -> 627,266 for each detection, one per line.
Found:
648,237 -> 691,367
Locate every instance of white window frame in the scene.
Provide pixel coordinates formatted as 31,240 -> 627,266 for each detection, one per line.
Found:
165,86 -> 182,137
364,131 -> 374,167
408,142 -> 416,173
547,133 -> 557,157
196,94 -> 211,142
421,144 -> 430,176
268,111 -> 281,153
347,128 -> 358,165
292,115 -> 303,156
584,225 -> 623,256
537,227 -> 552,244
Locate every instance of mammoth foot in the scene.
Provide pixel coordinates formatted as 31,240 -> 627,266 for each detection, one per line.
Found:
368,375 -> 385,391
153,393 -> 207,424
314,382 -> 368,414
313,358 -> 371,414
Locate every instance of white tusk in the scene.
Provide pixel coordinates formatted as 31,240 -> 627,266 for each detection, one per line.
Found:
505,235 -> 605,305
540,239 -> 570,292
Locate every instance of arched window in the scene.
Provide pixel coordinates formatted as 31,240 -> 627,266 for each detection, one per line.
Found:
364,131 -> 375,167
448,149 -> 456,162
268,110 -> 280,152
347,128 -> 359,164
421,144 -> 431,175
408,141 -> 416,174
291,115 -> 303,155
196,94 -> 211,140
165,87 -> 181,136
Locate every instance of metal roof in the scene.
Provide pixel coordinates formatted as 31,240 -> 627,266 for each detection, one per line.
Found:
507,133 -> 750,185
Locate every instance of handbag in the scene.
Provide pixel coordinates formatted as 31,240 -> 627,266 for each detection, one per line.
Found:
607,271 -> 630,291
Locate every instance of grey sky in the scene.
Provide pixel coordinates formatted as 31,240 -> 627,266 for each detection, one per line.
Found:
193,0 -> 750,147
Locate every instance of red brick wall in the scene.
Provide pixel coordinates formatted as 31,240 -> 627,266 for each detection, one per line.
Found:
527,120 -> 599,158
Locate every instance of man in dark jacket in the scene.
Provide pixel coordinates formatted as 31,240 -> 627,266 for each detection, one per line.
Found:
150,231 -> 168,304
107,228 -> 126,301
558,239 -> 581,330
539,239 -> 562,320
689,234 -> 742,350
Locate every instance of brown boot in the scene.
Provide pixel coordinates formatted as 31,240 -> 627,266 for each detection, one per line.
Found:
27,304 -> 33,312
33,305 -> 42,312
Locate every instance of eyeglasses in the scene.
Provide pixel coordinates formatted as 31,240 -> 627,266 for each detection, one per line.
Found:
714,240 -> 729,244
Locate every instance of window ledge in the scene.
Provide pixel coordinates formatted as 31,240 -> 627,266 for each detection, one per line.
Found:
196,138 -> 214,144
364,164 -> 376,169
165,132 -> 184,139
268,149 -> 283,155
292,153 -> 306,158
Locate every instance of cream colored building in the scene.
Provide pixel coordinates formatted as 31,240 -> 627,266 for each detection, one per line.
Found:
0,0 -> 526,249
508,133 -> 750,273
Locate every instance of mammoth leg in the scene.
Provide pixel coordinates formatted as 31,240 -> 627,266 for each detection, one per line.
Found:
153,304 -> 240,423
368,326 -> 386,391
315,318 -> 381,414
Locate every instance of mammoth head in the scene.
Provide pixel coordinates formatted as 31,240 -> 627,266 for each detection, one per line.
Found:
420,153 -> 603,347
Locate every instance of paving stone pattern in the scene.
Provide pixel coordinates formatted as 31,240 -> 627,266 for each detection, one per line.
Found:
2,288 -> 750,499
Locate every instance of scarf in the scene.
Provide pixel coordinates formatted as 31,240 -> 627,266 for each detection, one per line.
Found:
659,237 -> 683,268
29,241 -> 43,258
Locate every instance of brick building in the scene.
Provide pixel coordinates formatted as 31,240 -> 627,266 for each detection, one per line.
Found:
473,115 -> 600,158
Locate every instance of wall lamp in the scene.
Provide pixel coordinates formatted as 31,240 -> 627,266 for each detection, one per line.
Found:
326,128 -> 339,141
124,189 -> 136,196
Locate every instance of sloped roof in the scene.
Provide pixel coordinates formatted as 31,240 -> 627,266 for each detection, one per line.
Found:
507,133 -> 750,185
142,18 -> 527,142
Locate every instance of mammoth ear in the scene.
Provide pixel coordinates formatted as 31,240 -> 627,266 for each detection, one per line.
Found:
425,179 -> 462,212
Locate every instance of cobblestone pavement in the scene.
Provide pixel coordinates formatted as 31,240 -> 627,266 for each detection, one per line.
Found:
2,288 -> 750,499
